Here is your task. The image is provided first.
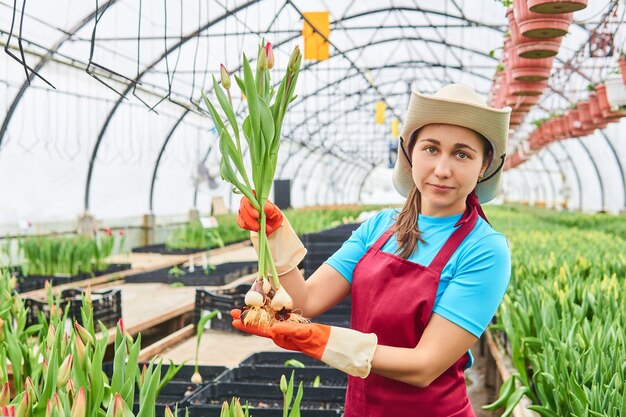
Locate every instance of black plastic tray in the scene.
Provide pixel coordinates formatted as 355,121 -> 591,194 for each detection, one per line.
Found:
24,287 -> 121,327
194,285 -> 250,332
216,366 -> 347,389
183,383 -> 343,417
16,263 -> 132,293
238,352 -> 328,368
126,261 -> 256,286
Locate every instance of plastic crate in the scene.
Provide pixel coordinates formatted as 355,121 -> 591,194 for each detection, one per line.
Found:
194,285 -> 249,332
238,351 -> 328,368
215,366 -> 347,389
183,383 -> 343,417
24,288 -> 121,328
16,263 -> 132,293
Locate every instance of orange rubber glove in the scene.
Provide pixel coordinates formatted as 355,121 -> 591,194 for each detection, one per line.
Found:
231,309 -> 377,377
236,194 -> 283,236
236,194 -> 306,276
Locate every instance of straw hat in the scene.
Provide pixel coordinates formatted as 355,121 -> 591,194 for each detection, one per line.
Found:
392,84 -> 511,203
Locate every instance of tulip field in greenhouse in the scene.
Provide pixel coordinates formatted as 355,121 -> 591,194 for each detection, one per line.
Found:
0,205 -> 624,416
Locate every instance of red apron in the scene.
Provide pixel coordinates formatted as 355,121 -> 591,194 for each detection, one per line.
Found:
345,204 -> 479,417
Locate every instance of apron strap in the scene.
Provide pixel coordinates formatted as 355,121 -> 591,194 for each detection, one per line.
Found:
428,206 -> 478,273
370,229 -> 393,252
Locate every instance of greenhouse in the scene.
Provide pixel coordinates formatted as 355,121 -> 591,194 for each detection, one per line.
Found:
0,0 -> 624,416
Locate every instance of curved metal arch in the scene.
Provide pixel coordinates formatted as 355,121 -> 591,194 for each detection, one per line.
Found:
357,165 -> 379,202
534,151 -> 556,206
0,0 -> 121,147
192,144 -> 214,208
334,6 -> 506,33
573,138 -> 605,211
346,167 -> 365,203
543,147 -> 570,208
597,129 -> 626,209
326,163 -> 354,205
149,109 -> 190,212
555,141 -> 583,210
84,0 -> 262,211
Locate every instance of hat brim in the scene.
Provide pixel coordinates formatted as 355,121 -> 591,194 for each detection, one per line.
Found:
392,90 -> 511,204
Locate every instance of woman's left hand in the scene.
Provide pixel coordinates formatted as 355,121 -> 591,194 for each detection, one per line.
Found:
231,309 -> 377,377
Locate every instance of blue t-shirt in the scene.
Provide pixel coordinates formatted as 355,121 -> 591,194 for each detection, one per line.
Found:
325,208 -> 511,340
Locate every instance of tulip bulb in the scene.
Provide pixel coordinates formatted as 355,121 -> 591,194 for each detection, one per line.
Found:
191,371 -> 202,384
245,280 -> 266,307
270,286 -> 293,311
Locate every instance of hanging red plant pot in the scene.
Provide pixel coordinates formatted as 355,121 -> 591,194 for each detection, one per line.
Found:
506,35 -> 554,80
514,0 -> 573,39
593,83 -> 626,119
528,0 -> 588,14
509,80 -> 548,96
508,8 -> 562,58
577,101 -> 594,131
587,93 -> 609,129
550,117 -> 565,140
506,94 -> 540,108
510,113 -> 526,125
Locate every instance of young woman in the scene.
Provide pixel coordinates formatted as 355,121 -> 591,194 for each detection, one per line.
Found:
232,84 -> 512,416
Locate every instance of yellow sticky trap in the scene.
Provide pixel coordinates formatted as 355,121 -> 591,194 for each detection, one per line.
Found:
375,102 -> 386,125
391,118 -> 399,138
303,12 -> 330,61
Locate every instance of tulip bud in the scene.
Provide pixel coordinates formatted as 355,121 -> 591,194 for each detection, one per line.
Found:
279,374 -> 288,394
66,377 -> 75,397
16,391 -> 29,417
112,394 -> 124,417
258,46 -> 267,72
52,393 -> 64,414
45,400 -> 53,417
0,318 -> 5,343
46,325 -> 55,350
117,318 -> 125,335
8,275 -> 16,291
84,286 -> 92,307
220,64 -> 231,89
233,398 -> 245,417
2,405 -> 15,417
11,298 -> 20,316
70,388 -> 85,417
74,335 -> 86,365
264,42 -> 274,69
24,377 -> 36,402
42,359 -> 48,374
138,364 -> 148,389
44,279 -> 51,292
74,323 -> 94,346
164,405 -> 175,417
287,45 -> 301,72
57,354 -> 73,387
0,382 -> 10,406
220,401 -> 229,417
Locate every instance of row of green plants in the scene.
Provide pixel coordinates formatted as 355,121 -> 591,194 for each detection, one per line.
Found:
9,228 -> 125,277
165,221 -> 224,251
0,269 -> 305,417
212,204 -> 386,246
483,205 -> 626,417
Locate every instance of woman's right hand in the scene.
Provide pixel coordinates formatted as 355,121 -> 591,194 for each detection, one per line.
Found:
237,194 -> 284,235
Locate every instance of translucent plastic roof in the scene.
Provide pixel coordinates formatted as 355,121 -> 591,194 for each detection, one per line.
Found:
0,0 -> 624,225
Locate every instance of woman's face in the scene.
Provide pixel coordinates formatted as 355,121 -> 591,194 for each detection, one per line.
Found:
410,123 -> 491,217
